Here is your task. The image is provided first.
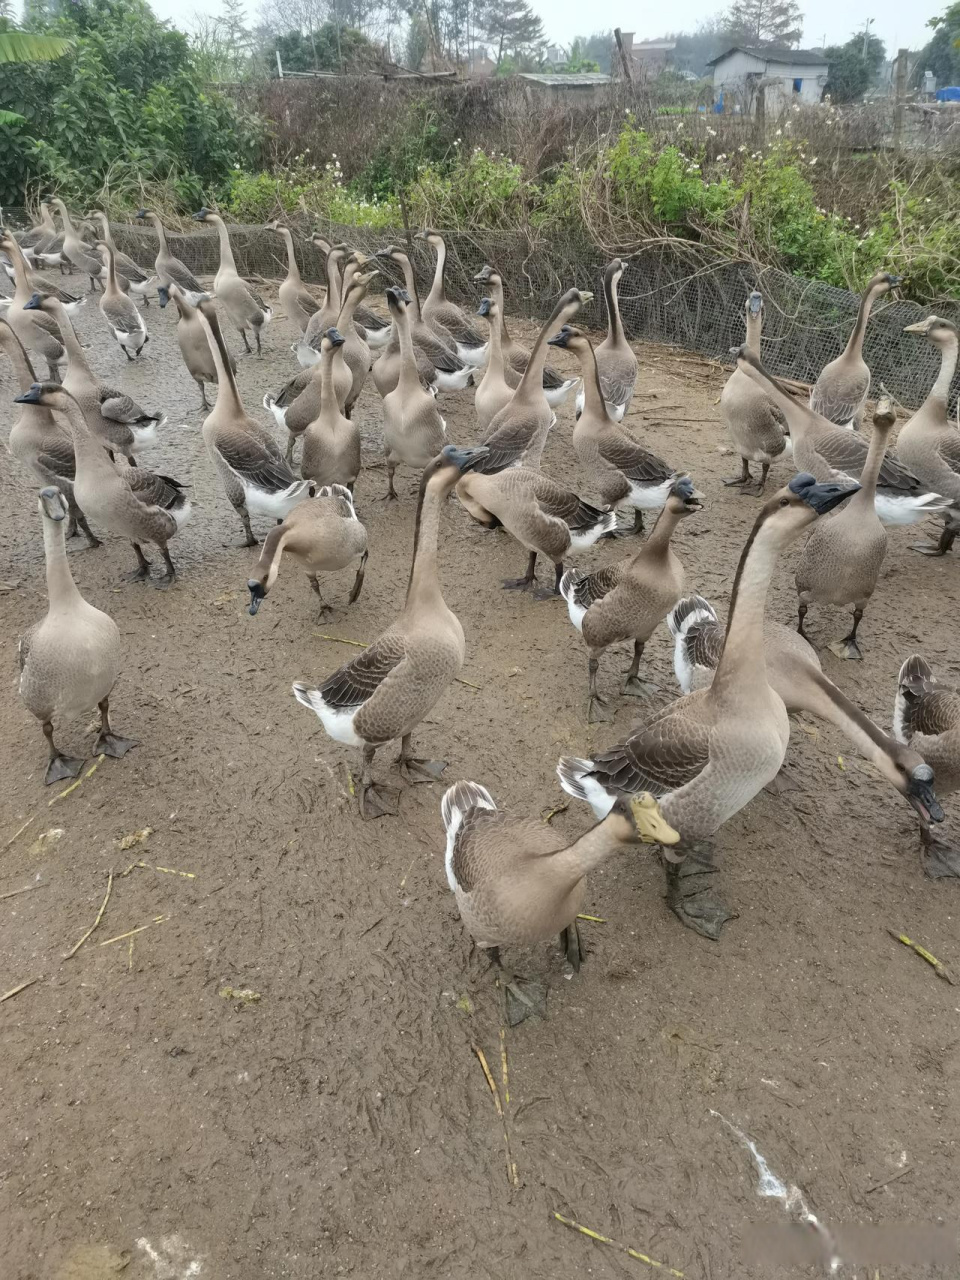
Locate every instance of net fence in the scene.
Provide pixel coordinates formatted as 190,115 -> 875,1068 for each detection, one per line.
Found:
9,208 -> 960,414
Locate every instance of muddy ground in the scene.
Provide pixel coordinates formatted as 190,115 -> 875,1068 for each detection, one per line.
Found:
1,280 -> 959,1280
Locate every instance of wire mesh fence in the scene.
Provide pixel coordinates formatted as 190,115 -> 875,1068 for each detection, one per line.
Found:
7,208 -> 959,413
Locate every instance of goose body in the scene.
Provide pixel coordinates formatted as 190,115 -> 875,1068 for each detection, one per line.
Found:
97,242 -> 148,359
895,317 -> 960,556
267,221 -> 321,333
474,296 -> 514,433
19,488 -> 135,783
193,209 -> 272,354
894,656 -> 960,798
15,384 -> 191,584
293,445 -> 489,819
29,205 -> 68,271
557,474 -> 860,938
560,478 -> 703,721
298,242 -> 366,365
300,330 -> 362,490
372,247 -> 473,392
417,230 -> 488,366
0,231 -> 66,379
86,212 -> 155,303
473,264 -> 580,406
135,210 -> 205,301
49,199 -> 105,290
552,325 -> 676,532
381,288 -> 447,499
575,258 -> 637,421
720,290 -> 787,493
810,273 -> 899,429
736,346 -> 947,526
159,282 -> 234,411
247,486 -> 368,619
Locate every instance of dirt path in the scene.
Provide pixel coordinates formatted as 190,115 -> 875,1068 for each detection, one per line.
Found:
1,288 -> 959,1280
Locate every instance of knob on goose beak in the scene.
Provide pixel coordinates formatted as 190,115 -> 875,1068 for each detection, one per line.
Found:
441,444 -> 489,473
788,472 -> 860,514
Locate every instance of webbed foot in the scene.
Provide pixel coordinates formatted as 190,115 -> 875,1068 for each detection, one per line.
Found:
122,564 -> 151,582
560,921 -> 584,971
827,636 -> 863,661
504,977 -> 547,1026
623,676 -> 660,697
95,732 -> 137,759
360,781 -> 400,819
502,576 -> 537,591
921,832 -> 960,879
763,766 -> 801,796
587,694 -> 611,723
153,571 -> 175,590
910,542 -> 948,556
399,757 -> 447,784
45,754 -> 85,785
665,855 -> 737,940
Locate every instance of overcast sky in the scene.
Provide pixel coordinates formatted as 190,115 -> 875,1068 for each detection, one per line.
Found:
146,0 -> 936,63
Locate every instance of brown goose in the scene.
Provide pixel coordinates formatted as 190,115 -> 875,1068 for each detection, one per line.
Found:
15,383 -> 191,585
557,473 -> 859,939
475,288 -> 591,475
48,199 -> 105,291
192,208 -> 272,354
2,319 -> 99,548
668,595 -> 952,876
159,281 -> 234,411
382,287 -> 447,500
415,229 -> 488,366
19,487 -> 136,783
194,297 -> 309,545
96,242 -> 148,359
266,220 -> 320,333
896,316 -> 960,556
472,263 -> 580,406
247,485 -> 367,621
85,211 -> 155,304
474,296 -> 513,434
300,329 -> 361,491
810,272 -> 900,428
372,246 -> 473,391
720,290 -> 786,493
441,783 -> 678,1022
135,209 -> 205,301
576,258 -> 637,421
0,230 -> 66,380
293,444 -> 489,820
894,657 -> 960,812
560,477 -> 703,722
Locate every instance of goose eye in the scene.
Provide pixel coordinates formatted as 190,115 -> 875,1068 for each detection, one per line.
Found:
779,497 -> 789,507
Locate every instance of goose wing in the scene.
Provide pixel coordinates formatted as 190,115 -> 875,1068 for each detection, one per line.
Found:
217,428 -> 298,492
588,708 -> 712,799
571,561 -> 626,609
318,631 -> 407,710
114,251 -> 150,284
296,286 -> 320,317
452,809 -> 556,893
598,429 -> 674,484
275,368 -> 312,407
98,385 -> 155,425
101,296 -> 142,333
35,434 -> 76,481
811,370 -> 868,426
125,467 -> 188,510
532,473 -> 610,532
416,331 -> 467,374
937,432 -> 960,478
815,428 -> 920,492
166,258 -> 204,294
683,618 -> 725,672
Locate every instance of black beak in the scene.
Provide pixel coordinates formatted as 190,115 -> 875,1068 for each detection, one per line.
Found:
473,266 -> 493,283
157,286 -> 170,308
327,327 -> 346,347
547,328 -> 570,348
247,579 -> 266,616
476,298 -> 491,317
448,445 -> 490,473
24,292 -> 42,311
135,208 -> 147,219
908,769 -> 944,825
14,383 -> 43,404
191,209 -> 206,222
803,480 -> 860,515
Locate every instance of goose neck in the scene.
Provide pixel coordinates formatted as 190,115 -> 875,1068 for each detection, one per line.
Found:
928,334 -> 959,408
427,239 -> 447,305
197,307 -> 244,415
849,419 -> 892,510
42,508 -> 82,609
550,810 -> 636,883
0,324 -> 38,390
604,269 -> 624,345
636,502 -> 682,558
281,229 -> 301,281
744,309 -> 762,356
711,514 -> 784,697
846,281 -> 883,359
404,470 -> 451,612
212,216 -> 238,273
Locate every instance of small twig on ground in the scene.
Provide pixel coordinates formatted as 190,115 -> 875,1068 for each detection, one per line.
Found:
0,884 -> 45,902
865,1166 -> 912,1194
888,929 -> 956,984
63,870 -> 113,959
99,915 -> 168,947
552,1212 -> 685,1276
472,1041 -> 519,1187
577,913 -> 606,924
2,817 -> 35,852
49,755 -> 104,806
119,860 -> 196,880
541,802 -> 568,825
0,977 -> 39,1005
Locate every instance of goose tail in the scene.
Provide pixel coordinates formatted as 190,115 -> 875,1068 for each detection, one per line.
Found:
558,567 -> 587,632
440,781 -> 496,836
668,594 -> 718,639
875,489 -> 949,526
893,654 -> 935,743
292,681 -> 323,716
556,756 -> 596,803
318,483 -> 357,516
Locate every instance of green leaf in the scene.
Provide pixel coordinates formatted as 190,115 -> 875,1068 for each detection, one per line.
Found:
0,109 -> 26,125
0,32 -> 74,64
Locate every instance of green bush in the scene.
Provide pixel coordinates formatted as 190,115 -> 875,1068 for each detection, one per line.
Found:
219,154 -> 401,228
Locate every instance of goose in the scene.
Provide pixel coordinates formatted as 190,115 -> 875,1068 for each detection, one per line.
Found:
1,319 -> 99,548
894,656 -> 960,872
473,264 -> 580,406
475,288 -> 591,475
1,236 -> 84,314
192,208 -> 272,354
382,287 -> 447,500
720,289 -> 787,493
795,392 -> 896,659
15,384 -> 191,585
373,246 -> 473,392
557,473 -> 859,938
576,258 -> 637,422
335,266 -> 377,415
896,316 -> 960,556
561,476 -> 703,722
474,297 -> 513,433
96,242 -> 148,360
85,211 -> 155,304
266,220 -> 320,333
735,345 -> 946,526
300,329 -> 361,491
550,324 -> 675,533
668,594 -> 951,875
247,485 -> 368,620
24,292 -> 164,462
194,296 -> 309,544
440,783 -> 678,1022
293,443 -> 490,820
297,241 -> 363,365
16,204 -> 56,254
48,199 -> 105,291
19,487 -> 136,783
415,229 -> 488,366
28,203 -> 68,273
135,209 -> 205,301
456,466 -> 617,597
0,231 -> 66,380
811,272 -> 900,429
159,282 -> 234,411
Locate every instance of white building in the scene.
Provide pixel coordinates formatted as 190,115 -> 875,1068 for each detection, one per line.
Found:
707,46 -> 829,115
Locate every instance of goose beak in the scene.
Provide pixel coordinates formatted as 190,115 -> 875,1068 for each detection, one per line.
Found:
802,478 -> 861,514
157,286 -> 170,308
548,327 -> 571,348
191,209 -> 208,222
444,444 -> 489,473
247,579 -> 266,616
135,208 -> 147,220
907,765 -> 944,824
476,298 -> 492,317
327,327 -> 346,347
14,382 -> 43,404
23,292 -> 43,311
579,290 -> 594,303
903,321 -> 928,334
39,486 -> 66,521
629,793 -> 680,846
748,293 -> 762,316
473,265 -> 493,282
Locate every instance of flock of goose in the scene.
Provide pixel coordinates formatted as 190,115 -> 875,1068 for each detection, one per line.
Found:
4,201 -> 960,1020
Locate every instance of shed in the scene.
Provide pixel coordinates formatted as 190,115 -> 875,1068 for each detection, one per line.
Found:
517,72 -> 612,105
707,46 -> 829,114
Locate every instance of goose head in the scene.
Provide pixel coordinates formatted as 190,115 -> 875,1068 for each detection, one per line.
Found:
868,271 -> 902,295
548,323 -> 590,354
322,327 -> 347,353
157,284 -> 171,308
550,288 -> 593,329
23,291 -> 57,314
473,263 -> 500,286
309,231 -> 332,253
423,444 -> 490,497
385,285 -> 412,316
753,473 -> 860,550
604,258 -> 625,286
665,475 -> 704,518
414,228 -> 444,249
134,208 -> 148,221
476,297 -> 496,319
872,387 -> 897,432
903,315 -> 958,347
14,380 -> 75,412
38,486 -> 68,522
191,207 -> 215,223
609,792 -> 680,846
746,289 -> 763,319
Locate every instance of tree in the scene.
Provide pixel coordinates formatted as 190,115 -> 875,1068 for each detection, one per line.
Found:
404,11 -> 429,67
823,31 -> 885,102
920,2 -> 960,85
558,37 -> 600,73
267,19 -> 376,69
481,0 -> 543,67
568,30 -> 612,73
724,0 -> 803,47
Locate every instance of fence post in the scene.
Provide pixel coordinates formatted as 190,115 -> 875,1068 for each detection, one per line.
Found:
613,29 -> 633,84
894,48 -> 907,152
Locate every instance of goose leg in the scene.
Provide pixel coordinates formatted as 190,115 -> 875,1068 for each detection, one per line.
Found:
587,655 -> 611,723
308,574 -> 333,619
154,545 -> 177,589
255,327 -> 262,357
796,602 -> 809,637
487,946 -> 546,1026
663,842 -> 737,940
911,525 -> 957,557
623,639 -> 660,696
285,432 -> 296,464
828,607 -> 864,661
533,560 -> 564,601
240,328 -> 252,354
347,550 -> 368,604
723,457 -> 752,487
397,733 -> 447,784
196,378 -> 210,411
559,920 -> 584,971
359,744 -> 400,819
42,721 -> 84,785
123,542 -> 152,582
502,550 -> 538,591
384,462 -> 399,501
237,505 -> 258,547
94,697 -> 137,759
632,508 -> 645,535
919,820 -> 960,879
75,511 -> 101,550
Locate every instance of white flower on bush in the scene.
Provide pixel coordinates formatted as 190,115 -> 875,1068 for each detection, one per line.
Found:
738,144 -> 747,152
676,122 -> 684,131
706,127 -> 716,136
775,128 -> 782,136
809,157 -> 817,166
716,153 -> 727,161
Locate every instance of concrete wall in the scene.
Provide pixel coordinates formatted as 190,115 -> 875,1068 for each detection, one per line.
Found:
714,51 -> 828,114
